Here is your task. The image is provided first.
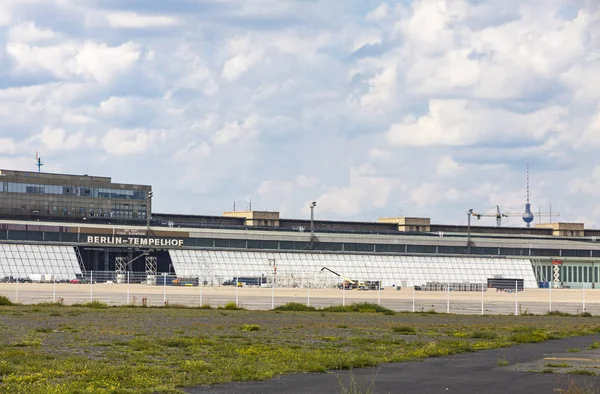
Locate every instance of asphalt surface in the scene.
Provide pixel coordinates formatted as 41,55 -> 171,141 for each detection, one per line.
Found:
186,335 -> 600,394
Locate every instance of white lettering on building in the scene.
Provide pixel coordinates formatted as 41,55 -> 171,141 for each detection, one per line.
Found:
86,235 -> 184,247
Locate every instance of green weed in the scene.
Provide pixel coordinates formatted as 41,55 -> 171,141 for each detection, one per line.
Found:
274,302 -> 316,311
239,324 -> 261,332
569,369 -> 595,376
497,358 -> 509,366
392,325 -> 416,334
80,300 -> 109,308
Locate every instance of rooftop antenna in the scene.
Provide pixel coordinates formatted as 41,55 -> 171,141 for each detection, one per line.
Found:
35,152 -> 44,173
249,199 -> 252,211
233,201 -> 236,212
522,164 -> 534,227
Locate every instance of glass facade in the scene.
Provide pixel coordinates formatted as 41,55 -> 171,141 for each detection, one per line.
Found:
0,181 -> 146,200
534,262 -> 600,289
169,250 -> 538,288
0,244 -> 82,280
0,172 -> 150,220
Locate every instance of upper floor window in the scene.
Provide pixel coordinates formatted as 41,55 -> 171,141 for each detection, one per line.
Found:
0,181 -> 147,200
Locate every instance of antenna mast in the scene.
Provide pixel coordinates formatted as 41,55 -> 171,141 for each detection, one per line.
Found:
35,152 -> 44,173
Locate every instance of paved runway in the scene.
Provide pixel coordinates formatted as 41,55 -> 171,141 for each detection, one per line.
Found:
0,283 -> 599,315
186,335 -> 600,394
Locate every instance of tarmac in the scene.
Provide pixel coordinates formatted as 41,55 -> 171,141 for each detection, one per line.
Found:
186,334 -> 600,394
0,283 -> 599,315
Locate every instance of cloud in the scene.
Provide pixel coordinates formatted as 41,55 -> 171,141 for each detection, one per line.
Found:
366,3 -> 392,22
7,22 -> 56,43
0,139 -> 17,154
296,175 -> 318,188
312,165 -> 395,216
7,41 -> 140,83
0,0 -> 599,227
214,115 -> 260,145
29,127 -> 95,152
104,12 -> 180,28
222,49 -> 264,81
386,99 -> 568,147
436,156 -> 463,178
101,129 -> 168,156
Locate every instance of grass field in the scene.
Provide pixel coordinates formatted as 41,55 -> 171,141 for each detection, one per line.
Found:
1,299 -> 600,393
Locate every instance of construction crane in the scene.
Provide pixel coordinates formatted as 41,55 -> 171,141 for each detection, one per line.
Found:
320,267 -> 357,289
471,205 -> 558,227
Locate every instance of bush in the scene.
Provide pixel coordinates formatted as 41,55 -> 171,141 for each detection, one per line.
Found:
546,310 -> 572,316
470,330 -> 497,339
81,300 -> 109,308
321,302 -> 395,314
219,301 -> 244,310
0,296 -> 13,306
392,325 -> 416,334
239,324 -> 260,332
274,302 -> 316,312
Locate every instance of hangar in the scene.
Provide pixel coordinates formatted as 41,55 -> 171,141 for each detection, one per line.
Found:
0,168 -> 596,289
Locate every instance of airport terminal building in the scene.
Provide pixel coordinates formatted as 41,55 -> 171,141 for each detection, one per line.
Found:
1,168 -> 599,289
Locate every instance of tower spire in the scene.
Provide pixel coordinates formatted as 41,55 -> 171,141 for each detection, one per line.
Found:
526,164 -> 530,204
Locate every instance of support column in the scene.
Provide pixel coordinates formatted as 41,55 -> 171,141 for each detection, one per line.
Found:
145,256 -> 157,285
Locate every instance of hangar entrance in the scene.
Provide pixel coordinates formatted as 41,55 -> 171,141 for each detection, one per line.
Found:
77,247 -> 173,274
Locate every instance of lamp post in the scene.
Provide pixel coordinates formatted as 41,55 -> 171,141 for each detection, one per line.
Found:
467,208 -> 473,255
146,191 -> 153,230
309,201 -> 316,250
146,191 -> 153,249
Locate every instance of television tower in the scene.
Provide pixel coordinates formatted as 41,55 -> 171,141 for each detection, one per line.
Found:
522,164 -> 534,227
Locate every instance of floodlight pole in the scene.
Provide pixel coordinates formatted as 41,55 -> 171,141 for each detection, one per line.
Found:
146,191 -> 153,242
466,209 -> 473,254
309,201 -> 317,250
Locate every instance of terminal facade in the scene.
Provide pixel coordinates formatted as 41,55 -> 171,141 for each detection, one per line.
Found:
0,169 -> 598,289
0,169 -> 151,221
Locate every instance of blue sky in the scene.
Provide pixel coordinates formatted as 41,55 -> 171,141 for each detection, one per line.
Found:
0,0 -> 599,227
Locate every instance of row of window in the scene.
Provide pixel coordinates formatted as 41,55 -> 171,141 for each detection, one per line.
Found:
4,205 -> 148,219
0,182 -> 147,200
536,265 -> 600,283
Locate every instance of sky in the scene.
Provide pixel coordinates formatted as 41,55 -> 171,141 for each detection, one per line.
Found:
0,0 -> 599,227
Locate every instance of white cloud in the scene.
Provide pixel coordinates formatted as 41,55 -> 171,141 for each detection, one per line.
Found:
214,115 -> 260,145
221,49 -> 264,81
7,41 -> 140,83
366,3 -> 392,21
368,148 -> 391,161
174,142 -> 212,162
410,182 -> 460,208
358,66 -> 397,109
104,12 -> 179,28
386,99 -> 568,147
7,22 -> 56,43
29,127 -> 94,152
101,129 -> 168,156
0,139 -> 17,154
296,175 -> 318,188
312,165 -> 395,216
0,0 -> 599,226
436,156 -> 463,178
577,106 -> 600,149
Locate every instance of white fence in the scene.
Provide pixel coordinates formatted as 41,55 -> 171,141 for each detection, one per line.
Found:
0,271 -> 597,316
